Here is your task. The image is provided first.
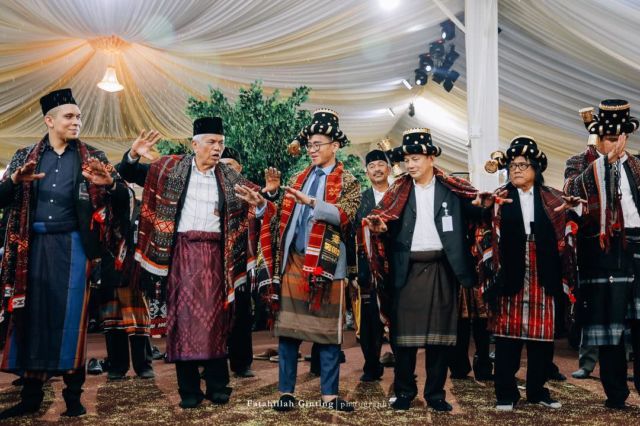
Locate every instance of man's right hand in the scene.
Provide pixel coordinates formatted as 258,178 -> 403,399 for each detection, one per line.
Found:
235,184 -> 267,209
130,129 -> 162,161
607,133 -> 627,164
11,160 -> 45,184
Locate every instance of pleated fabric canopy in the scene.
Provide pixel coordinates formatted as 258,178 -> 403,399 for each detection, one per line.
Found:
1,0 -> 639,187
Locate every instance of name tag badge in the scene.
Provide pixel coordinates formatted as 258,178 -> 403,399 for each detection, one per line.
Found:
442,202 -> 453,232
78,181 -> 90,201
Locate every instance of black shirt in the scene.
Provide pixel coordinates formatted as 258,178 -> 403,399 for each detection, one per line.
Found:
33,140 -> 79,225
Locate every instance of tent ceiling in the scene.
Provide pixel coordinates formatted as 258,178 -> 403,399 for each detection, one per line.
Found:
1,0 -> 639,188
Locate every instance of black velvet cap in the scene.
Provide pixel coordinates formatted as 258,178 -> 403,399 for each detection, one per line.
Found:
221,146 -> 241,163
40,88 -> 77,115
193,117 -> 224,136
365,149 -> 389,165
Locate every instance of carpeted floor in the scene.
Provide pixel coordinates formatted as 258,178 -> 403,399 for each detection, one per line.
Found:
0,331 -> 639,425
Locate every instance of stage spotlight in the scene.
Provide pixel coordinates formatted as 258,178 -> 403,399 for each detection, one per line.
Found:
441,47 -> 459,69
419,54 -> 434,72
414,68 -> 428,86
447,69 -> 460,83
446,45 -> 460,64
442,70 -> 459,92
408,102 -> 415,117
431,67 -> 447,84
429,40 -> 445,58
401,79 -> 413,90
440,20 -> 456,40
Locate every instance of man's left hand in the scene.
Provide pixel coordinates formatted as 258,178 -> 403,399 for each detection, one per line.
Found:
82,158 -> 114,187
554,195 -> 587,212
283,186 -> 312,205
262,167 -> 281,194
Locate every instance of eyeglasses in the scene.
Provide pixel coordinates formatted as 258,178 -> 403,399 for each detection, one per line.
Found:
305,141 -> 333,152
508,162 -> 531,171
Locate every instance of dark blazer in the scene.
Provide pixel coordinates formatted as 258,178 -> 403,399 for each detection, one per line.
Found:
354,187 -> 378,284
388,180 -> 478,290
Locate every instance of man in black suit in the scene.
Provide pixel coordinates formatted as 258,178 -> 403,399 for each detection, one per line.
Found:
365,128 -> 483,412
353,150 -> 392,382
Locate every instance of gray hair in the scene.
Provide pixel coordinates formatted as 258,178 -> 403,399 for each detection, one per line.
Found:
192,134 -> 225,144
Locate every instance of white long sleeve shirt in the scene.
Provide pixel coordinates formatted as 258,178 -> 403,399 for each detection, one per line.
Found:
176,160 -> 221,233
410,179 -> 444,251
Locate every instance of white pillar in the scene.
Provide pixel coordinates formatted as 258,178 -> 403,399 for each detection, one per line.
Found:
465,0 -> 500,191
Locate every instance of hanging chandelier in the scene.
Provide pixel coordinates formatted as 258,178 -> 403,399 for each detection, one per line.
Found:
97,66 -> 123,92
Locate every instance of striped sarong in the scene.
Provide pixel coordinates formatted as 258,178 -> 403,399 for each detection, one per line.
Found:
274,253 -> 344,344
2,223 -> 90,373
99,286 -> 150,336
490,237 -> 555,342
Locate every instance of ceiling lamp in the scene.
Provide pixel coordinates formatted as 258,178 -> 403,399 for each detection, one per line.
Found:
97,66 -> 124,92
378,0 -> 400,11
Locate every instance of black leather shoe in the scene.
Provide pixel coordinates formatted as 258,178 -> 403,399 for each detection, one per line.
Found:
107,371 -> 126,381
360,372 -> 382,382
427,399 -> 453,412
179,396 -> 203,409
605,400 -> 630,410
61,403 -> 86,417
136,369 -> 155,379
0,402 -> 41,420
322,397 -> 354,412
206,392 -> 230,405
273,394 -> 297,412
233,369 -> 256,378
548,371 -> 567,381
206,387 -> 232,405
391,396 -> 412,410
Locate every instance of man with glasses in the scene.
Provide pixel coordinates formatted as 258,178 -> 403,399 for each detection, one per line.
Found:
481,137 -> 580,412
118,117 -> 275,409
236,109 -> 361,412
565,100 -> 640,409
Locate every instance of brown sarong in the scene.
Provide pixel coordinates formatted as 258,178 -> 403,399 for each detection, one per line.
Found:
165,231 -> 230,362
99,286 -> 151,336
393,251 -> 458,347
275,253 -> 344,344
458,287 -> 488,320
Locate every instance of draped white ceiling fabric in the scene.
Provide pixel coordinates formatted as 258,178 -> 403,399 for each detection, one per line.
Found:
1,0 -> 639,187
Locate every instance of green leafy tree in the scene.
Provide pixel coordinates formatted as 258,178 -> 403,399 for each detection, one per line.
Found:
151,80 -> 369,189
185,81 -> 311,185
155,139 -> 190,155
